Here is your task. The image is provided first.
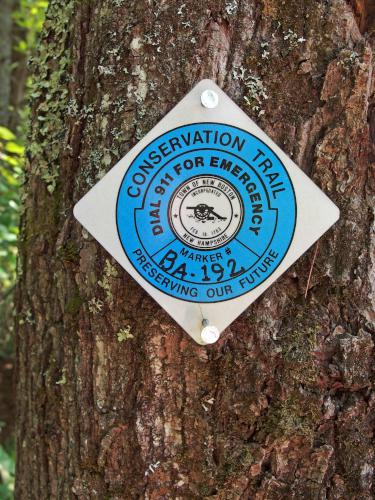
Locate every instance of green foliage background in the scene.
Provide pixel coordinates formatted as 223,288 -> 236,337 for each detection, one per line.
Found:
0,0 -> 48,293
0,0 -> 48,496
0,126 -> 23,293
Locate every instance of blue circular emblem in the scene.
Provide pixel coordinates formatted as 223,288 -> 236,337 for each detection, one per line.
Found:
116,123 -> 296,303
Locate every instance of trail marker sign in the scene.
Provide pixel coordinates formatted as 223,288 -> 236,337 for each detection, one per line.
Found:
74,79 -> 339,345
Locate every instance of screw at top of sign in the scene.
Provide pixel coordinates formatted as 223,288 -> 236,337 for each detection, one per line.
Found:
201,320 -> 220,344
201,89 -> 219,109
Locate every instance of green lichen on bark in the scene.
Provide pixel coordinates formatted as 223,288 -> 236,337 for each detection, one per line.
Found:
27,0 -> 74,193
57,240 -> 80,263
65,292 -> 83,315
280,311 -> 320,387
263,392 -> 321,439
98,259 -> 119,305
116,326 -> 134,342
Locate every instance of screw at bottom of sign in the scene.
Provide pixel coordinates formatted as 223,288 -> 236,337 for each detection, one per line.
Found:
201,319 -> 220,344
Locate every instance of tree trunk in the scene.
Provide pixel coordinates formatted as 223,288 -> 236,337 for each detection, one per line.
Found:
15,0 -> 374,498
8,2 -> 28,133
0,0 -> 14,125
0,0 -> 28,130
0,0 -> 24,453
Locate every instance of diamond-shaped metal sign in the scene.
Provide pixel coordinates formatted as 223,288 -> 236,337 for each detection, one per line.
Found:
74,79 -> 339,345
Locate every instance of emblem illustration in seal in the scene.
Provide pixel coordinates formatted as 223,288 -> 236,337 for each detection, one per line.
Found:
168,176 -> 243,250
116,123 -> 296,303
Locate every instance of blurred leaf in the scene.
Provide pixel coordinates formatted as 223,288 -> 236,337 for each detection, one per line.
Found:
0,128 -> 15,142
13,0 -> 49,55
0,129 -> 23,295
0,445 -> 15,499
4,142 -> 24,155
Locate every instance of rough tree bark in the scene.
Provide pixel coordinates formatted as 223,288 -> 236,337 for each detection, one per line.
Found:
15,0 -> 374,498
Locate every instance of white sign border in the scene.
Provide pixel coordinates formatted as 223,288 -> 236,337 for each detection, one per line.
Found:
74,79 -> 339,345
